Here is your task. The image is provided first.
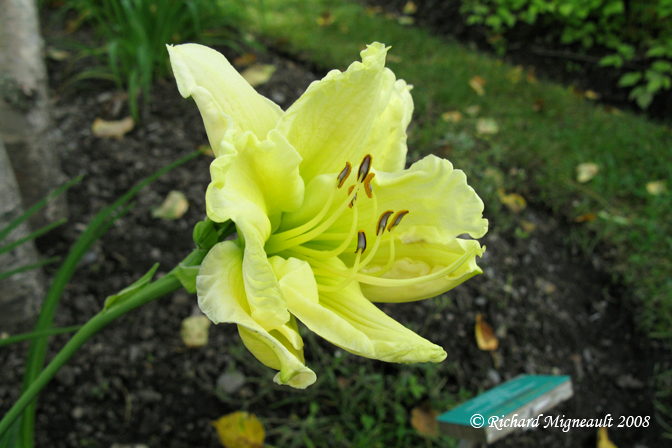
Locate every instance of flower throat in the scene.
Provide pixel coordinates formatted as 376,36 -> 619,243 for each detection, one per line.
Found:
264,155 -> 476,292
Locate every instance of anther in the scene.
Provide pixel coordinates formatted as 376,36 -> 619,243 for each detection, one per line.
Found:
337,162 -> 352,189
363,172 -> 375,198
377,210 -> 394,236
358,154 -> 373,182
355,230 -> 367,254
387,210 -> 409,232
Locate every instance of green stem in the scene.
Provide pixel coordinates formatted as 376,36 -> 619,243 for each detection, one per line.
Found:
0,248 -> 206,439
0,326 -> 81,348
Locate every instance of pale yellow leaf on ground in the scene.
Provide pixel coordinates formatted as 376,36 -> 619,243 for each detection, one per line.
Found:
498,188 -> 526,213
465,105 -> 481,116
476,118 -> 499,135
441,111 -> 462,123
403,1 -> 417,14
597,427 -> 617,448
483,168 -> 504,186
646,180 -> 667,195
241,64 -> 276,87
180,315 -> 211,348
535,277 -> 557,294
46,47 -> 71,61
213,412 -> 265,448
585,90 -> 599,100
92,117 -> 134,139
469,76 -> 486,96
398,15 -> 414,25
476,314 -> 499,351
576,163 -> 599,183
151,191 -> 189,220
410,405 -> 440,437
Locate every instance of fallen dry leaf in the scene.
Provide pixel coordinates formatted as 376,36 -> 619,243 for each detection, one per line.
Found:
535,277 -> 557,294
585,90 -> 599,100
213,412 -> 265,448
386,54 -> 403,64
180,315 -> 211,348
152,190 -> 189,220
241,64 -> 276,87
316,11 -> 334,26
441,111 -> 462,123
476,118 -> 499,135
397,15 -> 414,25
469,76 -> 486,96
533,98 -> 545,112
576,162 -> 599,183
465,105 -> 481,117
46,47 -> 70,61
646,180 -> 667,196
403,1 -> 417,14
410,404 -> 440,437
498,188 -> 526,213
575,212 -> 597,223
91,117 -> 134,139
233,53 -> 257,68
597,427 -> 618,448
475,314 -> 499,351
603,105 -> 622,115
520,220 -> 536,233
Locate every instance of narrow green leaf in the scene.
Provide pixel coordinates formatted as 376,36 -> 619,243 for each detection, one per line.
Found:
0,326 -> 81,347
0,257 -> 60,282
104,263 -> 159,310
0,176 -> 81,243
0,219 -> 66,256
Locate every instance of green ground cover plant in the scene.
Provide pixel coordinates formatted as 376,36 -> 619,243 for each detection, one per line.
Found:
56,0 -> 244,120
460,0 -> 672,109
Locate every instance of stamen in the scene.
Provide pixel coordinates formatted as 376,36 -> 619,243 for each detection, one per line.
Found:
267,188 -> 336,243
387,210 -> 409,232
377,210 -> 394,236
348,185 -> 358,208
368,236 -> 396,277
266,184 -> 360,253
317,252 -> 361,292
358,154 -> 373,182
355,230 -> 367,254
337,162 -> 352,189
363,172 -> 375,198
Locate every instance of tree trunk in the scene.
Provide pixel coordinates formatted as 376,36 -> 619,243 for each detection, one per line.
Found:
0,0 -> 67,230
0,135 -> 45,331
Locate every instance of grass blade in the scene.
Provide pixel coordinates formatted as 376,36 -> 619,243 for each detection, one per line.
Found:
0,219 -> 66,256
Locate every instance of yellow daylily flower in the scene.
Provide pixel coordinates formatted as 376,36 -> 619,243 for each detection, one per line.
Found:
168,42 -> 488,389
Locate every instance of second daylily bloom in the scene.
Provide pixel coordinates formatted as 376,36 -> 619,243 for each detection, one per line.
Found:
168,42 -> 488,388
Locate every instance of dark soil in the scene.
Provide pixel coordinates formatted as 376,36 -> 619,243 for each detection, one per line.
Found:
0,6 -> 668,448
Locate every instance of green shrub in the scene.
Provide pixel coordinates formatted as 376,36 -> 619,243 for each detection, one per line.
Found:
460,0 -> 672,109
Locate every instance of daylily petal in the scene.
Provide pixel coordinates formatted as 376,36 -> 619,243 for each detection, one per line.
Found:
197,241 -> 316,388
167,44 -> 283,154
313,258 -> 446,363
362,70 -> 414,173
207,129 -> 304,223
268,256 -> 376,357
275,42 -> 391,183
352,228 -> 485,302
205,130 -> 305,328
